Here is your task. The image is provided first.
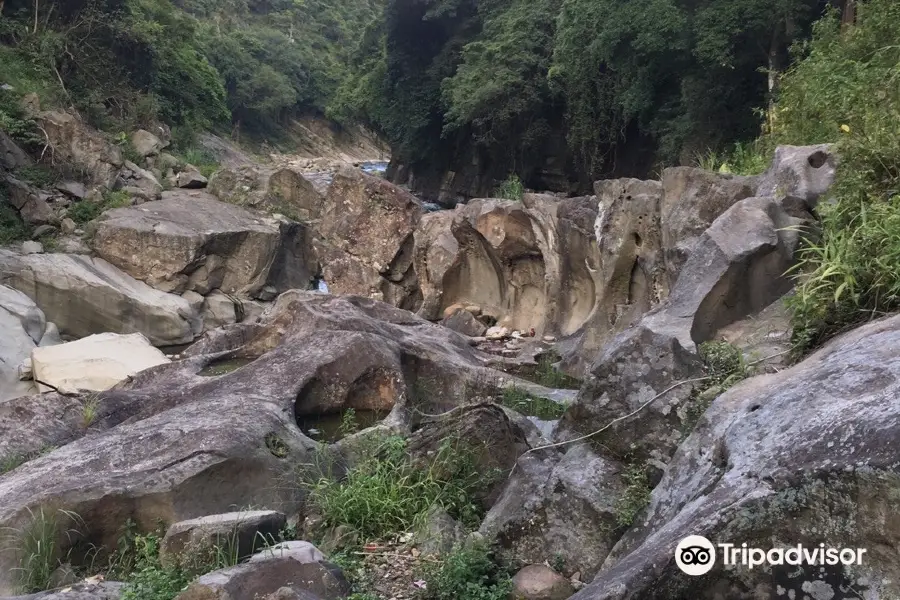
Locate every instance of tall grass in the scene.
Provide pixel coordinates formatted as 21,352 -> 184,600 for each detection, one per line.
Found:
3,507 -> 82,593
303,435 -> 498,540
772,0 -> 900,355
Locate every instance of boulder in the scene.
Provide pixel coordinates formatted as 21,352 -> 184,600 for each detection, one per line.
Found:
176,167 -> 208,189
317,167 -> 422,306
265,167 -> 324,221
21,240 -> 42,254
480,445 -> 625,580
755,143 -> 837,207
660,167 -> 755,287
5,176 -> 54,225
555,326 -> 705,464
202,290 -> 238,330
408,404 -> 530,509
130,129 -> 164,157
3,582 -> 125,599
207,165 -> 270,208
249,541 -> 325,565
643,193 -> 812,349
0,291 -> 516,592
117,160 -> 162,201
441,307 -> 487,337
0,250 -> 202,346
571,314 -> 900,600
175,558 -> 349,600
511,564 -> 575,600
35,110 -> 122,187
413,507 -> 467,557
56,181 -> 88,200
160,510 -> 286,568
31,332 -> 170,393
91,191 -> 289,297
0,130 -> 32,170
0,285 -> 43,402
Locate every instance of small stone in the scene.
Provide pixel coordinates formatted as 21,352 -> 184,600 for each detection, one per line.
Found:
60,217 -> 77,234
543,335 -> 556,343
257,285 -> 278,302
21,240 -> 43,254
511,564 -> 575,600
55,182 -> 87,199
486,326 -> 510,341
30,224 -> 56,239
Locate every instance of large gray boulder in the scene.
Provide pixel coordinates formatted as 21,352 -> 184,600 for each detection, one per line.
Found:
175,558 -> 349,600
660,167 -> 755,287
0,250 -> 201,346
4,582 -> 125,599
92,191 -> 289,297
0,285 -> 43,401
0,292 -> 523,593
160,510 -> 286,568
480,445 -> 626,581
571,314 -> 900,600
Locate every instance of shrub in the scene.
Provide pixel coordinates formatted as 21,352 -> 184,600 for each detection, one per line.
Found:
303,435 -> 497,540
119,534 -> 189,600
417,541 -> 512,600
698,341 -> 748,387
494,174 -> 524,201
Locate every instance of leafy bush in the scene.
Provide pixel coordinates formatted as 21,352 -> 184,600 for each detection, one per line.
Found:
698,341 -> 748,387
417,541 -> 512,600
304,435 -> 497,539
494,175 -> 524,201
771,0 -> 900,354
119,534 -> 189,600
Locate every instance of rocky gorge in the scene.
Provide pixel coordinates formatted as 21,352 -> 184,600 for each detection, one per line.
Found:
0,106 -> 896,600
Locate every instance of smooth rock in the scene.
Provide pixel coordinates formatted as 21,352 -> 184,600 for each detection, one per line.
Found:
31,332 -> 170,393
161,510 -> 286,568
511,564 -> 575,600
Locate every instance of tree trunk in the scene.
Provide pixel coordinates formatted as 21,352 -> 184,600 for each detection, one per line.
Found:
842,0 -> 856,30
32,0 -> 38,33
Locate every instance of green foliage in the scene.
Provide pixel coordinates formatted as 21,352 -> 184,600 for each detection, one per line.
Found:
696,140 -> 772,176
494,174 -> 524,201
340,408 -> 359,437
15,165 -> 57,188
4,507 -> 82,593
0,445 -> 55,476
303,435 -> 497,540
178,147 -> 219,178
0,200 -> 30,245
534,353 -> 581,389
614,462 -> 651,528
698,341 -> 748,387
773,0 -> 900,355
68,190 -> 130,225
417,541 -> 512,600
500,387 -> 565,420
119,534 -> 190,600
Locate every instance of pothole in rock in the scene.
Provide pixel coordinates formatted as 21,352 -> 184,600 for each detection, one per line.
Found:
198,357 -> 256,377
298,408 -> 389,443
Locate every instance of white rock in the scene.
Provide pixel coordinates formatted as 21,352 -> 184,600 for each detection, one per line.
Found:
486,326 -> 511,341
31,332 -> 170,393
248,541 -> 324,565
21,240 -> 43,254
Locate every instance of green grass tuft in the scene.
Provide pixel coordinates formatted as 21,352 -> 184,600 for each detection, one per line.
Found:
499,387 -> 566,420
303,435 -> 499,540
417,540 -> 512,600
494,174 -> 524,201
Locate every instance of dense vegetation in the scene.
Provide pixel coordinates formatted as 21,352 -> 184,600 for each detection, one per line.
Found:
0,0 -> 382,145
769,0 -> 900,354
333,0 -> 855,191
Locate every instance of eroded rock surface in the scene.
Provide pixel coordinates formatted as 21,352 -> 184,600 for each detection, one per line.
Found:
0,249 -> 201,346
0,291 -> 526,593
572,314 -> 900,599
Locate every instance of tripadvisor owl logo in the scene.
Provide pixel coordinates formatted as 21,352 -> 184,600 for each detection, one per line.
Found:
675,535 -> 716,576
